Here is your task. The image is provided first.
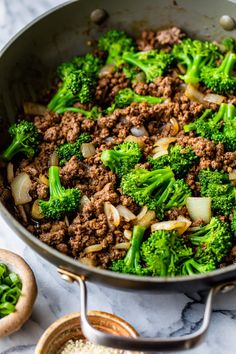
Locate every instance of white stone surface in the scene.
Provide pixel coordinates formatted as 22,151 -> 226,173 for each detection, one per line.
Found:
0,1 -> 236,353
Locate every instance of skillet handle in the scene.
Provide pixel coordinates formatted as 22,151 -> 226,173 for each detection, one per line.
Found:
58,269 -> 234,352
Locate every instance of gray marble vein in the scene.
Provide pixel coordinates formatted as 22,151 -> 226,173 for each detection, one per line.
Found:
0,1 -> 236,353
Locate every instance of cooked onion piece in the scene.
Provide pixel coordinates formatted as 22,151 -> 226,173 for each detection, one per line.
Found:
116,205 -> 136,221
229,169 -> 236,181
81,143 -> 96,158
186,197 -> 212,224
7,162 -> 14,184
114,242 -> 130,250
137,210 -> 156,228
136,206 -> 148,221
39,174 -> 49,186
124,229 -> 132,240
23,102 -> 47,115
176,215 -> 192,234
99,64 -> 115,77
31,200 -> 44,220
84,244 -> 103,253
124,135 -> 145,148
152,137 -> 177,159
185,84 -> 205,104
104,202 -> 120,228
203,93 -> 225,105
11,172 -> 32,205
131,125 -> 148,137
170,118 -> 179,136
151,220 -> 189,235
80,195 -> 90,209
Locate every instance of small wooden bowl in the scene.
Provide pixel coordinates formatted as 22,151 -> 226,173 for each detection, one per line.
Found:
35,311 -> 143,354
0,249 -> 37,337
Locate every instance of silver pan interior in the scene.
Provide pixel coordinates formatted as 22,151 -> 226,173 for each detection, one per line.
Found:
1,0 -> 236,292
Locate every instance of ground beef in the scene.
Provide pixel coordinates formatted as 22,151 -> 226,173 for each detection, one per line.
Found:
2,26 -> 235,270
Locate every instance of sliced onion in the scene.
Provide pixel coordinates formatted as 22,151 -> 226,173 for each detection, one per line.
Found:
99,64 -> 115,77
186,197 -> 212,224
116,205 -> 136,221
188,226 -> 201,232
176,215 -> 192,234
229,169 -> 236,181
64,215 -> 70,227
136,206 -> 148,221
84,244 -> 103,253
81,143 -> 96,158
151,220 -> 188,235
177,63 -> 186,74
185,84 -> 205,104
11,172 -> 32,205
79,257 -> 96,267
203,93 -> 225,105
7,162 -> 14,184
124,229 -> 132,240
80,195 -> 90,209
152,137 -> 177,159
104,202 -> 120,229
124,135 -> 145,148
17,205 -> 28,223
23,102 -> 47,115
31,200 -> 44,220
131,126 -> 148,137
136,210 -> 156,228
114,242 -> 130,250
39,174 -> 49,186
170,118 -> 179,136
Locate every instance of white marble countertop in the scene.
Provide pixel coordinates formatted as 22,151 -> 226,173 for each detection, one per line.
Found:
1,1 -> 236,353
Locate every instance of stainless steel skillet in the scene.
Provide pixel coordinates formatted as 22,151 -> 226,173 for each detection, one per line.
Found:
0,0 -> 236,351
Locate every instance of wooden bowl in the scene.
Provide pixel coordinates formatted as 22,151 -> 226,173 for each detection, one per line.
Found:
0,249 -> 37,337
35,311 -> 143,354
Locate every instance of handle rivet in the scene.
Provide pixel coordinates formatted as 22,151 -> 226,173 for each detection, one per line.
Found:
90,9 -> 108,25
61,274 -> 74,283
219,15 -> 235,31
220,283 -> 235,293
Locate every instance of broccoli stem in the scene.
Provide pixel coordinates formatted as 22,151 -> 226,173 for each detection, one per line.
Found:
48,166 -> 63,198
2,139 -> 22,161
184,109 -> 212,132
132,93 -> 164,104
217,52 -> 236,76
183,55 -> 203,84
124,225 -> 145,269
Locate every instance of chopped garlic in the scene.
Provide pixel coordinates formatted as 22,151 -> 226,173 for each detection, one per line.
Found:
61,339 -> 124,354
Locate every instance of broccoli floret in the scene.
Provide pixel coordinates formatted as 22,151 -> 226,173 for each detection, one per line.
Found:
110,225 -> 148,275
172,38 -> 220,85
189,217 -> 232,264
141,230 -> 192,276
184,103 -> 236,151
72,53 -> 103,78
48,70 -> 93,112
55,105 -> 102,119
39,165 -> 81,220
199,169 -> 235,215
201,52 -> 236,94
56,133 -> 91,166
123,50 -> 174,82
57,53 -> 103,80
149,144 -> 198,178
101,142 -> 142,177
57,62 -> 76,80
180,258 -> 216,276
98,30 -> 135,68
121,168 -> 191,219
106,88 -> 165,114
1,120 -> 40,161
